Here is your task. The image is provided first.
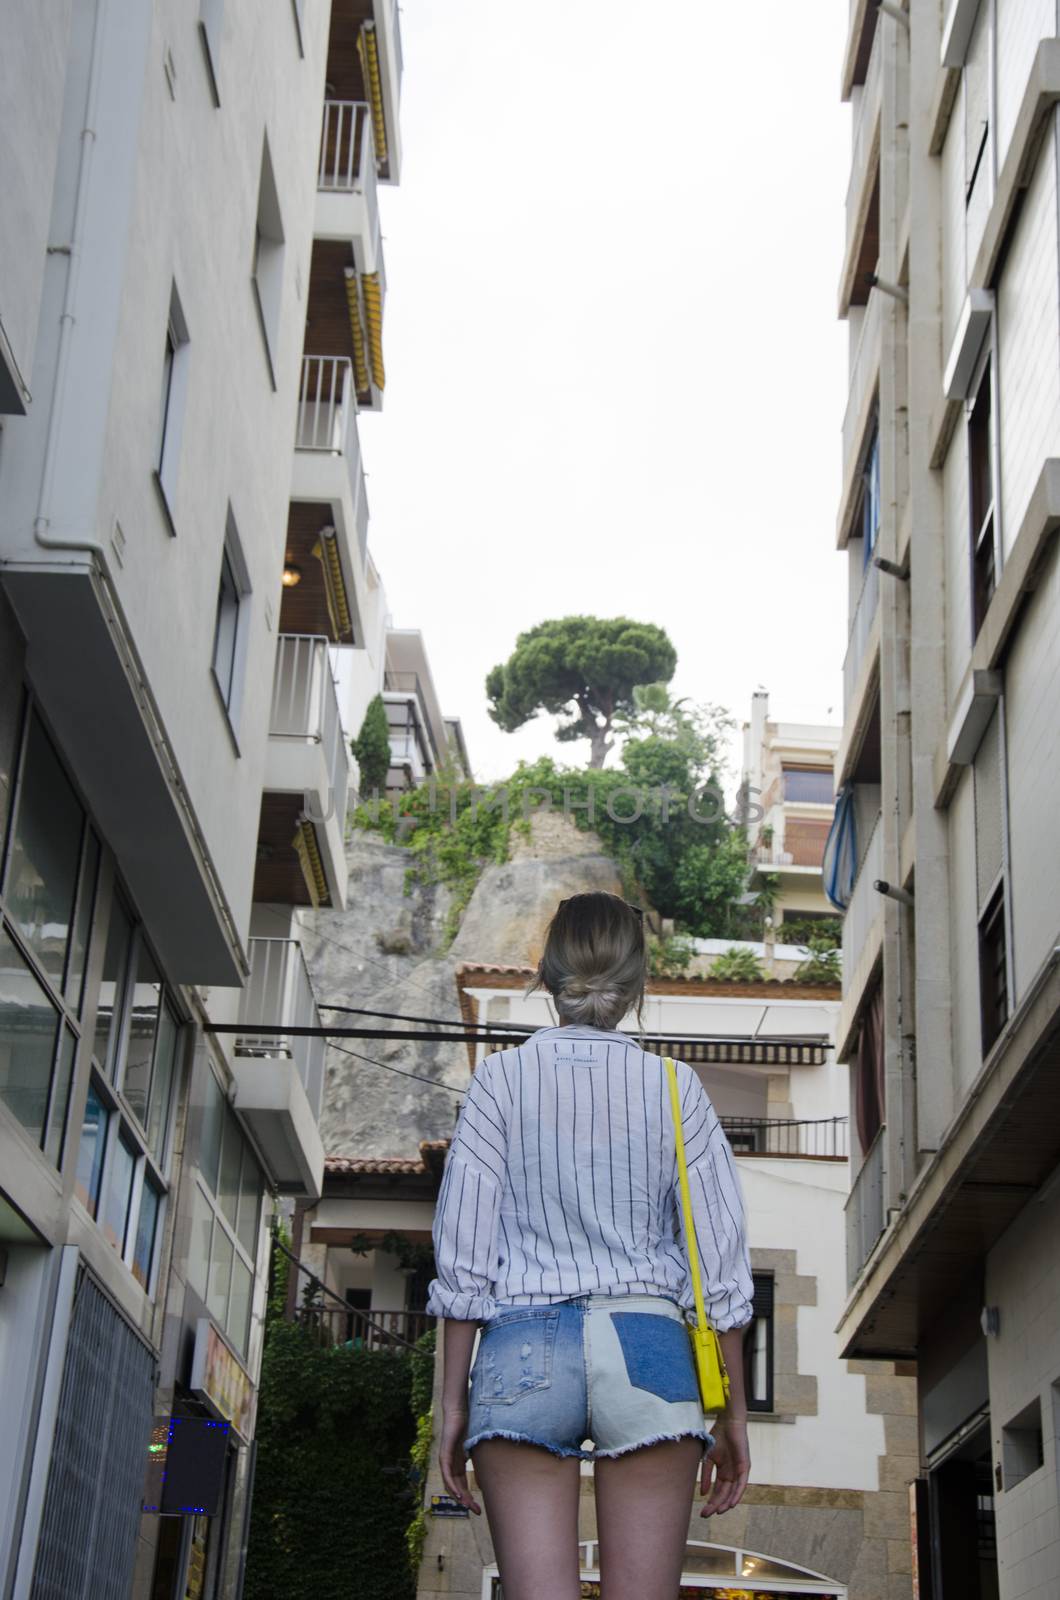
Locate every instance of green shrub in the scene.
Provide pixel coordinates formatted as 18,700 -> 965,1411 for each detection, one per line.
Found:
352,694 -> 392,797
709,945 -> 766,982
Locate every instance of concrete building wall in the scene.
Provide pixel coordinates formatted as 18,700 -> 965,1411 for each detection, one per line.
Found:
996,1 -> 1057,165
942,405 -> 973,707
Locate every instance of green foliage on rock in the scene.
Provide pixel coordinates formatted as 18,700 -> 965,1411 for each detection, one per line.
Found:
352,693 -> 392,796
648,934 -> 696,978
405,1328 -> 436,1579
486,617 -> 678,768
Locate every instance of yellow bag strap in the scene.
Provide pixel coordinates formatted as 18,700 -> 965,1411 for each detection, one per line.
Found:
665,1056 -> 710,1336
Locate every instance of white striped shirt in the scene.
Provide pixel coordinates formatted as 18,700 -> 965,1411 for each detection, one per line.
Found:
426,1023 -> 754,1330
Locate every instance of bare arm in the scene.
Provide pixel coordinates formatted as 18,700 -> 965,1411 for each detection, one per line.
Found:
436,1318 -> 483,1515
699,1325 -> 751,1519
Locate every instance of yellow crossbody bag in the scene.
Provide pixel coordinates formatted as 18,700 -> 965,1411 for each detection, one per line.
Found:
664,1056 -> 731,1414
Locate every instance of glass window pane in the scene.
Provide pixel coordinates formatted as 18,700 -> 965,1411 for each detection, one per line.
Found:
207,1225 -> 234,1327
200,1070 -> 225,1193
122,938 -> 162,1125
93,896 -> 133,1075
228,1256 -> 252,1357
212,554 -> 240,708
75,1079 -> 110,1216
133,1178 -> 162,1290
4,715 -> 84,984
187,1181 -> 214,1302
64,829 -> 99,1013
218,1116 -> 241,1229
101,1129 -> 137,1254
236,1145 -> 262,1258
44,1025 -> 77,1168
0,923 -> 61,1143
146,1003 -> 179,1163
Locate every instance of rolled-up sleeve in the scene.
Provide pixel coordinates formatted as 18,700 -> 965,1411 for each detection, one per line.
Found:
673,1065 -> 754,1332
426,1057 -> 506,1322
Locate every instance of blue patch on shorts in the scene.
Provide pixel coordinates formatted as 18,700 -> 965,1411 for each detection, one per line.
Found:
470,1309 -> 558,1405
609,1311 -> 700,1403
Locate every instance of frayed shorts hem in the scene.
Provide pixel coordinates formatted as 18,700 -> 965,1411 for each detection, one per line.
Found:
464,1426 -> 715,1462
464,1428 -> 589,1459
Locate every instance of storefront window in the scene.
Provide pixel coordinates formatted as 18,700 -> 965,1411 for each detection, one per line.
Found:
75,1080 -> 110,1215
3,713 -> 84,984
93,894 -> 133,1075
0,923 -> 61,1141
188,1070 -> 264,1359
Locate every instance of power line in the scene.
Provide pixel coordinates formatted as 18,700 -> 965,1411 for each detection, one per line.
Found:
325,1039 -> 467,1100
318,1001 -> 531,1034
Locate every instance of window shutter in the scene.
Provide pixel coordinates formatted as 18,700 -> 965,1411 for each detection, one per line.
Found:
752,1273 -> 775,1319
973,708 -> 1004,915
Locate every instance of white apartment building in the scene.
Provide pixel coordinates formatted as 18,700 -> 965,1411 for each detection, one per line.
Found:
741,690 -> 841,933
834,4 -> 1060,1596
297,966 -> 918,1599
0,1 -> 405,1596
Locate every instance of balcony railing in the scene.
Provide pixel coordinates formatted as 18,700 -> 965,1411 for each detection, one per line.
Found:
236,938 -> 326,1120
270,634 -> 350,828
295,1305 -> 433,1352
294,356 -> 369,565
842,288 -> 881,478
384,671 -> 442,764
846,1126 -> 885,1286
845,20 -> 882,251
843,553 -> 880,713
723,1116 -> 849,1160
842,810 -> 883,989
317,99 -> 382,270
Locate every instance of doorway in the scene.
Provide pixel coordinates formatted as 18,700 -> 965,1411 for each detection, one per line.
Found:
927,1418 -> 999,1600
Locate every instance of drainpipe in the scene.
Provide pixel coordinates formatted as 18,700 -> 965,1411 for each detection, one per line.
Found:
32,0 -> 108,559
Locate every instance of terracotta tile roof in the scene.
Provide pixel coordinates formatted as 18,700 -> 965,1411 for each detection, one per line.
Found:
324,1139 -> 450,1176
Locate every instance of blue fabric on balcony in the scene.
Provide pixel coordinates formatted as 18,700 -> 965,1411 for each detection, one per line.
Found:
823,782 -> 858,911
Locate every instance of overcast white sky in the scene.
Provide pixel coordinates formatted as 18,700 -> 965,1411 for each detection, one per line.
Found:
357,1 -> 851,787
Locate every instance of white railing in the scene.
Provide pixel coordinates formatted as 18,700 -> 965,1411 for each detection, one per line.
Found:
270,634 -> 351,830
842,810 -> 882,988
845,21 -> 882,248
843,554 -> 880,712
845,1127 -> 885,1286
318,101 -> 383,275
842,289 -> 881,477
296,357 -> 370,564
236,939 -> 325,1121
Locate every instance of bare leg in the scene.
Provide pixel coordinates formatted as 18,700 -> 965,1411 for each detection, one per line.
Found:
595,1438 -> 703,1600
470,1439 -> 582,1600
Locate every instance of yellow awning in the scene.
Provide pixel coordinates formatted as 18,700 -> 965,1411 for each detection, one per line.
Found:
361,272 -> 385,392
292,819 -> 329,908
343,267 -> 371,396
312,527 -> 353,641
357,23 -> 388,170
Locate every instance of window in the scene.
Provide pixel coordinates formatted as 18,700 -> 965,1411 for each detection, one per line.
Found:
978,886 -> 1008,1054
1002,1399 -> 1044,1490
156,285 -> 190,526
0,710 -> 98,1166
211,510 -> 251,729
968,356 -> 996,638
252,138 -> 286,387
974,708 -> 1008,1055
186,1070 -> 264,1359
782,766 -> 834,805
742,1274 -> 774,1413
861,426 -> 881,566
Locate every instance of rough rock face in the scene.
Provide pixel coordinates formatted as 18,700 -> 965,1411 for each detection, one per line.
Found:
301,816 -> 621,1159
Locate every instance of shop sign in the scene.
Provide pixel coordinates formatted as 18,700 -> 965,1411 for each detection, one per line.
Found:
190,1318 -> 254,1441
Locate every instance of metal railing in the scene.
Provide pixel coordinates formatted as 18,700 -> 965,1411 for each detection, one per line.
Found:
842,288 -> 881,476
846,21 -> 882,248
722,1116 -> 849,1160
846,1126 -> 885,1286
295,357 -> 370,565
842,810 -> 882,989
296,1306 -> 434,1352
843,552 -> 880,713
236,939 -> 326,1120
317,100 -> 382,270
383,672 -> 442,763
270,634 -> 350,830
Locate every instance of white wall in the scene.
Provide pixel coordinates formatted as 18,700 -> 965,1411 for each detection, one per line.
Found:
943,408 -> 973,709
996,0 -> 1058,169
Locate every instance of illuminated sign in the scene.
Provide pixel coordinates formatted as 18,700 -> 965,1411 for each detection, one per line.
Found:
189,1318 -> 254,1442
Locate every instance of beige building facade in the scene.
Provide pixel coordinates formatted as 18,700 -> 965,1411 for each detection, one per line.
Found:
835,3 -> 1060,1597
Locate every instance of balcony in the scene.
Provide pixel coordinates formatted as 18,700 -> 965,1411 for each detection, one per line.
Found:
383,670 -> 443,788
843,555 -> 881,717
724,1116 -> 849,1160
315,101 -> 385,281
845,1126 -> 885,1286
842,810 -> 883,993
839,21 -> 881,315
234,938 -> 326,1197
256,635 -> 351,909
292,356 -> 369,586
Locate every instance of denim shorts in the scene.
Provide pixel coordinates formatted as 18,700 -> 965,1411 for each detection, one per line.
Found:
464,1293 -> 715,1461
